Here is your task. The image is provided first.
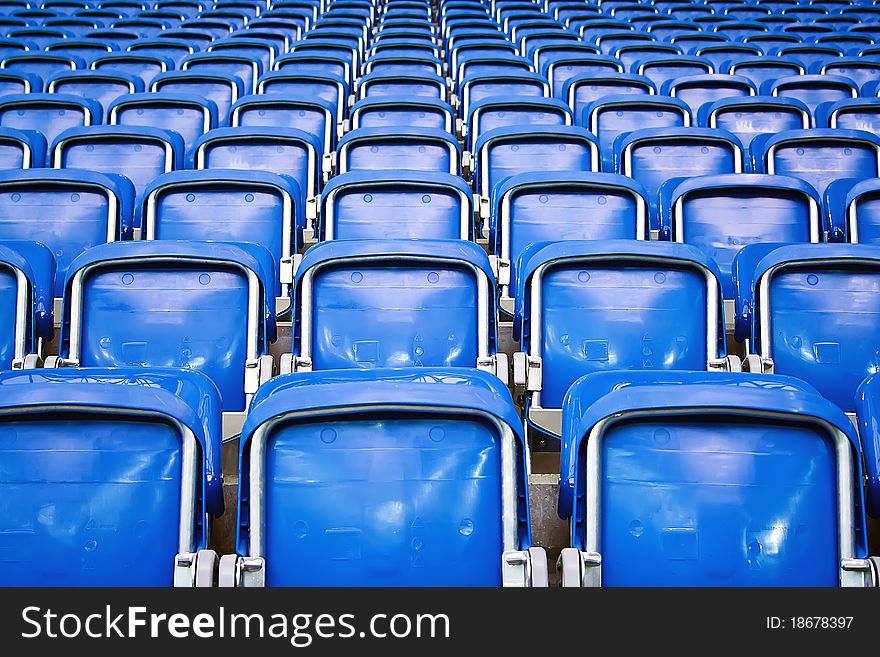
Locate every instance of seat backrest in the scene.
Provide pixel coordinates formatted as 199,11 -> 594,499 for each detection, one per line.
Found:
752,128 -> 880,197
0,367 -> 222,586
60,241 -> 275,412
515,240 -> 726,410
815,98 -> 880,136
355,70 -> 448,104
0,70 -> 41,94
582,95 -> 691,171
230,94 -> 335,156
468,96 -> 572,146
142,169 -> 302,291
336,127 -> 460,175
258,70 -> 348,117
127,37 -> 198,68
0,125 -> 45,169
459,71 -> 550,116
691,43 -> 762,70
697,96 -> 811,153
735,243 -> 880,412
727,56 -> 806,88
825,179 -> 880,245
51,125 -> 185,231
236,368 -> 529,586
47,70 -> 143,116
493,172 -> 649,312
763,73 -> 859,116
181,52 -> 262,95
151,70 -> 245,126
108,92 -> 218,156
349,95 -> 453,134
91,52 -> 174,87
772,44 -> 845,70
661,73 -> 756,116
294,239 -> 497,372
818,57 -> 880,90
558,370 -> 868,586
474,125 -> 600,199
0,239 -> 53,369
319,170 -> 473,241
0,169 -> 134,295
630,54 -> 713,88
194,127 -> 322,201
662,174 -> 821,297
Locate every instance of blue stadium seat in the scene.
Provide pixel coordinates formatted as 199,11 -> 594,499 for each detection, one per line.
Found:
363,51 -> 443,77
1,52 -> 85,83
230,94 -> 336,157
735,243 -> 880,413
824,178 -> 880,243
454,52 -> 532,82
150,70 -> 244,126
467,96 -> 572,147
44,38 -> 118,64
771,44 -> 845,70
209,37 -> 276,74
0,69 -> 40,94
54,240 -> 276,417
287,239 -> 506,381
336,127 -> 461,175
661,74 -> 756,116
0,239 -> 53,369
690,43 -> 762,70
108,92 -> 218,157
473,125 -> 600,236
459,70 -> 550,117
90,52 -> 174,87
581,95 -> 691,171
0,367 -> 224,586
258,70 -> 348,120
631,54 -> 714,89
512,240 -> 734,439
751,129 -> 880,197
273,50 -> 352,87
542,52 -> 622,98
6,27 -> 73,49
46,70 -> 142,116
181,51 -> 262,95
762,74 -> 858,117
141,169 -> 303,295
816,57 -> 880,90
492,172 -> 649,314
51,125 -> 184,231
348,96 -> 454,135
112,18 -> 170,39
0,37 -> 35,61
557,370 -> 876,587
193,128 -> 322,221
815,98 -> 880,136
221,368 -> 545,587
726,55 -> 806,88
354,70 -> 449,105
0,168 -> 133,295
660,174 -> 822,298
562,72 -> 655,123
610,43 -> 681,69
0,125 -> 44,169
0,93 -> 100,155
697,96 -> 811,154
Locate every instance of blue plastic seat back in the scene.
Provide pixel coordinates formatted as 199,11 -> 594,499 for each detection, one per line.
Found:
692,44 -> 762,70
765,74 -> 858,116
321,171 -> 471,241
0,126 -> 45,169
826,179 -> 880,244
350,96 -> 452,133
6,28 -> 73,49
0,368 -> 223,586
45,39 -> 118,65
0,38 -> 34,62
52,125 -> 185,230
0,240 -> 53,368
357,71 -> 446,102
816,98 -> 880,135
563,73 -> 655,122
561,371 -> 859,586
338,127 -> 459,175
1,53 -> 84,84
611,43 -> 680,70
365,53 -> 442,78
47,71 -> 142,116
63,241 -> 274,412
727,57 -> 806,88
663,174 -> 820,297
773,45 -> 844,70
736,243 -> 880,412
754,129 -> 880,197
231,95 -> 335,155
126,38 -> 198,68
151,71 -> 244,126
698,97 -> 811,153
461,72 -> 549,112
0,169 -> 133,295
469,96 -> 571,142
296,240 -> 494,371
0,69 -> 41,95
91,53 -> 174,87
194,127 -> 321,201
0,94 -> 100,156
109,92 -> 218,156
240,368 -> 527,586
516,240 -> 723,409
144,170 -> 301,281
182,53 -> 260,95
662,74 -> 756,116
494,172 -> 648,293
210,39 -> 276,75
631,55 -> 713,89
456,54 -> 532,82
273,52 -> 350,84
476,126 -> 599,199
819,58 -> 880,90
258,71 -> 346,116
544,54 -> 622,99
583,95 -> 691,171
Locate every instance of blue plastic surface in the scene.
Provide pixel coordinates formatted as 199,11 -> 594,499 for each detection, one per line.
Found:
91,52 -> 174,87
562,73 -> 655,123
727,56 -> 806,88
337,126 -> 460,174
350,96 -> 453,133
109,92 -> 218,157
0,93 -> 100,149
0,239 -> 54,367
182,51 -> 262,94
0,126 -> 45,168
697,96 -> 810,152
2,53 -> 85,84
660,74 -> 756,116
0,366 -> 223,585
294,239 -> 496,371
47,69 -> 143,116
631,54 -> 714,89
763,73 -> 858,115
59,241 -> 276,412
825,178 -> 880,244
151,70 -> 245,126
467,96 -> 572,143
231,93 -> 335,155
